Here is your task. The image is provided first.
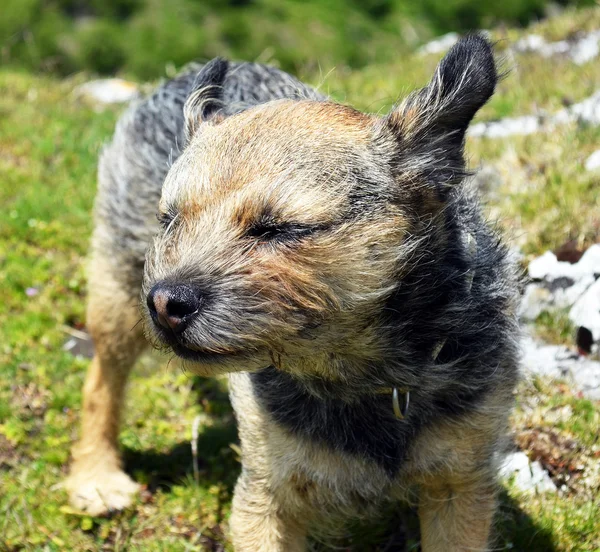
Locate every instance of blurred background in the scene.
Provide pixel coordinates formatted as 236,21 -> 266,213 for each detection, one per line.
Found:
1,1 -> 599,551
2,0 -> 598,78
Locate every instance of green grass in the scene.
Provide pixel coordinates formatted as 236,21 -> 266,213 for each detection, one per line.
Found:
1,10 -> 600,551
534,310 -> 577,345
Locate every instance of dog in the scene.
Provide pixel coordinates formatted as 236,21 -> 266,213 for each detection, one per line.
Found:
67,34 -> 520,551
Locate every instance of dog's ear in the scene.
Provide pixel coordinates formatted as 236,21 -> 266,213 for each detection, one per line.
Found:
383,34 -> 497,194
184,58 -> 229,141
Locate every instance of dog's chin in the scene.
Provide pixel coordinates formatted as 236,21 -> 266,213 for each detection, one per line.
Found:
170,342 -> 269,376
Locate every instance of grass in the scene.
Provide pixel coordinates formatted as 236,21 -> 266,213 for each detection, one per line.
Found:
534,310 -> 577,345
1,9 -> 600,551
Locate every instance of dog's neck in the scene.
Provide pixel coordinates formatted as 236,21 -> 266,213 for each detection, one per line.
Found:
265,332 -> 447,407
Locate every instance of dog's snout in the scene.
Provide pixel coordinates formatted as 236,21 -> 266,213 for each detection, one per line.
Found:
147,283 -> 201,333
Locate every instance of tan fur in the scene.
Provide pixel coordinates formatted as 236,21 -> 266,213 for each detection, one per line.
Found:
418,477 -> 496,552
65,249 -> 146,515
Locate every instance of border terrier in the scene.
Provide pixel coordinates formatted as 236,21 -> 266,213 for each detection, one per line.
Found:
67,35 -> 519,551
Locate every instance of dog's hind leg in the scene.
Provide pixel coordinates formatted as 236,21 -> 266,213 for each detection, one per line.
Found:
65,250 -> 146,515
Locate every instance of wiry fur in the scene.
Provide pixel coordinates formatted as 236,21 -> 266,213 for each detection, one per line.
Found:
68,35 -> 520,552
66,60 -> 324,516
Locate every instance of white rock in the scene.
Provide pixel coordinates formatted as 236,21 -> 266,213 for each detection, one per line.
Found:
563,90 -> 600,125
521,335 -> 570,379
517,278 -> 592,320
575,244 -> 600,275
513,30 -> 600,65
528,251 -> 559,280
500,452 -> 556,493
75,79 -> 139,104
519,284 -> 553,320
521,335 -> 600,399
514,34 -> 547,53
520,247 -> 600,321
570,30 -> 600,65
551,275 -> 595,309
570,358 -> 600,400
468,115 -> 541,139
513,34 -> 570,58
528,460 -> 558,493
585,150 -> 600,171
570,278 -> 600,343
470,89 -> 600,139
418,33 -> 459,55
528,245 -> 600,282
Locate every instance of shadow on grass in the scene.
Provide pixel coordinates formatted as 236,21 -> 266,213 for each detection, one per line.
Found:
495,489 -> 557,552
313,489 -> 558,551
123,376 -> 240,495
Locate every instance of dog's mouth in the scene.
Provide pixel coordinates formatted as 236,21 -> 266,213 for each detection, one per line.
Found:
147,316 -> 266,369
170,342 -> 243,364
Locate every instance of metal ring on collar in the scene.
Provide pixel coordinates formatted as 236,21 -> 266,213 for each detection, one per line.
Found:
392,387 -> 410,420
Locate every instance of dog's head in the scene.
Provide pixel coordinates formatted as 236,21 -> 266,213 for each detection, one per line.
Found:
142,35 -> 497,377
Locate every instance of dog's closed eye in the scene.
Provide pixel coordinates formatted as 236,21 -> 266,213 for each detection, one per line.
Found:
157,207 -> 178,230
246,216 -> 327,244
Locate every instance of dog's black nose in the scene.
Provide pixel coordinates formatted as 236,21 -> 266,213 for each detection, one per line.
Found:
147,283 -> 201,333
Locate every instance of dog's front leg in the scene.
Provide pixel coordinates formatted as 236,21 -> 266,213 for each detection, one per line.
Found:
418,473 -> 497,552
230,470 -> 310,552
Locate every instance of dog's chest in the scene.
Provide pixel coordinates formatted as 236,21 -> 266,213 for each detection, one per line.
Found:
270,429 -> 394,514
248,368 -> 423,477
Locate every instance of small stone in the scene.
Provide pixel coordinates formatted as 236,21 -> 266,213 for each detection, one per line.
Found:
554,239 -> 585,264
576,326 -> 594,355
418,32 -> 459,55
585,150 -> 600,171
528,251 -> 559,280
570,278 -> 600,343
75,79 -> 139,105
500,451 -> 556,493
519,284 -> 552,321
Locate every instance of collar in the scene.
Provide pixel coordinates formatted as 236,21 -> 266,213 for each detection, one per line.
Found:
373,386 -> 410,419
379,230 -> 476,420
373,334 -> 449,420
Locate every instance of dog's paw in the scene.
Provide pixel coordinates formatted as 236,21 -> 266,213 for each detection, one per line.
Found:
65,469 -> 140,516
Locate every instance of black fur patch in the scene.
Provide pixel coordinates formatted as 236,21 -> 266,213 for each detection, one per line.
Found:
251,366 -> 422,476
249,367 -> 489,477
